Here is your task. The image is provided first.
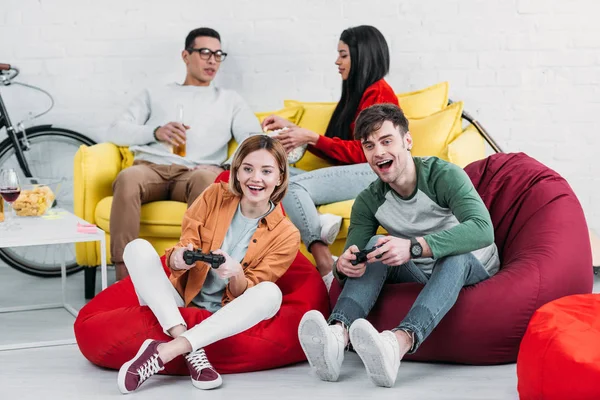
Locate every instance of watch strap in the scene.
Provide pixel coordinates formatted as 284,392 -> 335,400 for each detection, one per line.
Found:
409,237 -> 423,259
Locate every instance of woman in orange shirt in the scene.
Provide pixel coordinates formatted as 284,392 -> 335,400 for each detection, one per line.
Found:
117,135 -> 300,394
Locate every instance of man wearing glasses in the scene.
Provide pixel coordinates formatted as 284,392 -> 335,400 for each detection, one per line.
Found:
107,27 -> 260,281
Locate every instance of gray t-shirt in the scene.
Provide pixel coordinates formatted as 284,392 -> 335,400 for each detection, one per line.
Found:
192,202 -> 275,312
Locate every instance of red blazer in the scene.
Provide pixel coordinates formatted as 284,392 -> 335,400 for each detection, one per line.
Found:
310,79 -> 399,165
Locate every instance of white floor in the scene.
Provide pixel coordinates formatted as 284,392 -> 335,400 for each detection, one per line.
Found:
0,263 -> 598,400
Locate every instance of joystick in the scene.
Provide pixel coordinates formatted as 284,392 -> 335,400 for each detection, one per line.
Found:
183,250 -> 226,269
351,244 -> 384,266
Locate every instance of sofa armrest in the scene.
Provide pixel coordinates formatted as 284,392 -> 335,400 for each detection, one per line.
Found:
74,142 -> 123,223
74,142 -> 123,266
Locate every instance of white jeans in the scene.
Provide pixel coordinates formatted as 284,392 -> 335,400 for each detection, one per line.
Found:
123,239 -> 283,352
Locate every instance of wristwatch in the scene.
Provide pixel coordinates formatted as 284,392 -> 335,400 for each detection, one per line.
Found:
409,237 -> 423,259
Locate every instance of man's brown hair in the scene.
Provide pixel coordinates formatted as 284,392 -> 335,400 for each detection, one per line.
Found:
354,103 -> 409,142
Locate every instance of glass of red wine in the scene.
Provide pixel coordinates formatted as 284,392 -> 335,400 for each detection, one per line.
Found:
0,168 -> 22,230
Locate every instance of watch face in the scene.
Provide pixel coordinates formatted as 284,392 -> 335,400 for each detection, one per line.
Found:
411,244 -> 421,257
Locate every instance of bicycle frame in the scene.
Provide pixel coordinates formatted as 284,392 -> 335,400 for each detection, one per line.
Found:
0,67 -> 34,178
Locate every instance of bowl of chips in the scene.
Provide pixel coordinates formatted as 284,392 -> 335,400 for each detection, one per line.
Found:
265,128 -> 308,164
12,177 -> 63,217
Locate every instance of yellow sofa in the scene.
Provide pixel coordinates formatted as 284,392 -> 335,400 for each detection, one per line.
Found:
75,82 -> 487,295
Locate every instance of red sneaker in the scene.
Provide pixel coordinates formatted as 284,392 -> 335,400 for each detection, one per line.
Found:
117,339 -> 166,394
185,348 -> 222,389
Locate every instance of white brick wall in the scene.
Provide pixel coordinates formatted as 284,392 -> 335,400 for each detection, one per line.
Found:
1,0 -> 599,234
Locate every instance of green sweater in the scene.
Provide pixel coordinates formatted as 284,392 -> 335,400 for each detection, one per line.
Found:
343,157 -> 500,275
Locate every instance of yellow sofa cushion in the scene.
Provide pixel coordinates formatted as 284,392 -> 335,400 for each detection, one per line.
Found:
95,196 -> 186,238
447,124 -> 486,168
293,145 -> 335,172
283,100 -> 336,134
255,105 -> 304,125
397,82 -> 449,119
293,147 -> 335,171
119,146 -> 135,170
409,101 -> 464,160
282,100 -> 337,171
317,199 -> 355,219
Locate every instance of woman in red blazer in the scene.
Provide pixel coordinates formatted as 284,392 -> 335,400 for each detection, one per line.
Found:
262,26 -> 399,285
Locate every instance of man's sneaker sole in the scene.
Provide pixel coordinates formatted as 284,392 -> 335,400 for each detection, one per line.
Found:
117,339 -> 155,394
298,311 -> 340,382
191,374 -> 223,390
350,319 -> 397,388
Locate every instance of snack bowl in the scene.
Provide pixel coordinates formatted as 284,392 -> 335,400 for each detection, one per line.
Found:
265,128 -> 308,164
12,177 -> 64,217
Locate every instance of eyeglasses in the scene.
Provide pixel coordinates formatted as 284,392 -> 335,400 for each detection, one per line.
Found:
187,48 -> 227,62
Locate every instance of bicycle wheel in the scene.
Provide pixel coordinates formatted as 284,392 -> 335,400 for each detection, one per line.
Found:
0,125 -> 96,277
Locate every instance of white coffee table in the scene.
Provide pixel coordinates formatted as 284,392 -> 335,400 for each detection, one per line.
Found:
0,208 -> 107,351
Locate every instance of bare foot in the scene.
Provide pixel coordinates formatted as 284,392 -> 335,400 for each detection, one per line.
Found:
310,242 -> 334,276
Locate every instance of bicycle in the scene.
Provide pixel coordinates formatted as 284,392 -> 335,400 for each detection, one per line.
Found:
0,63 -> 96,277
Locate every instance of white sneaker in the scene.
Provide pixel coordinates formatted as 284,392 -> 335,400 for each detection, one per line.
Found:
322,271 -> 334,291
298,310 -> 346,382
319,213 -> 343,245
349,319 -> 401,388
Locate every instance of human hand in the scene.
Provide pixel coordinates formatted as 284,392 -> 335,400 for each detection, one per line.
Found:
261,115 -> 297,132
367,236 -> 411,266
211,249 -> 244,279
336,245 -> 368,278
277,127 -> 318,152
155,122 -> 189,146
171,243 -> 195,271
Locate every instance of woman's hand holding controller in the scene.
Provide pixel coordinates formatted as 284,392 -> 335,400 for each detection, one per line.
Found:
170,243 -> 195,271
211,249 -> 244,279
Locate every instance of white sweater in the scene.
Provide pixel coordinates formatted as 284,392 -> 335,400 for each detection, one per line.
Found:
106,83 -> 261,167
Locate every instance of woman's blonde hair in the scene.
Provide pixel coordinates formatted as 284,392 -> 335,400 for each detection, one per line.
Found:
229,134 -> 289,204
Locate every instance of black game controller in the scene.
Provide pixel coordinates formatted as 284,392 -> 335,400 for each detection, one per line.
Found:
183,250 -> 226,269
351,244 -> 384,265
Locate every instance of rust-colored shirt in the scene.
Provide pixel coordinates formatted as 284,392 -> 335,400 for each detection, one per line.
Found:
165,182 -> 300,307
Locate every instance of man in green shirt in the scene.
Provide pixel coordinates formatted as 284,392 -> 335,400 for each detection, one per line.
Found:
298,104 -> 500,388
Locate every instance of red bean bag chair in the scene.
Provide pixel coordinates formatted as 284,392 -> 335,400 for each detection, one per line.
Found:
517,294 -> 600,400
75,171 -> 330,374
75,252 -> 329,374
329,152 -> 593,364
